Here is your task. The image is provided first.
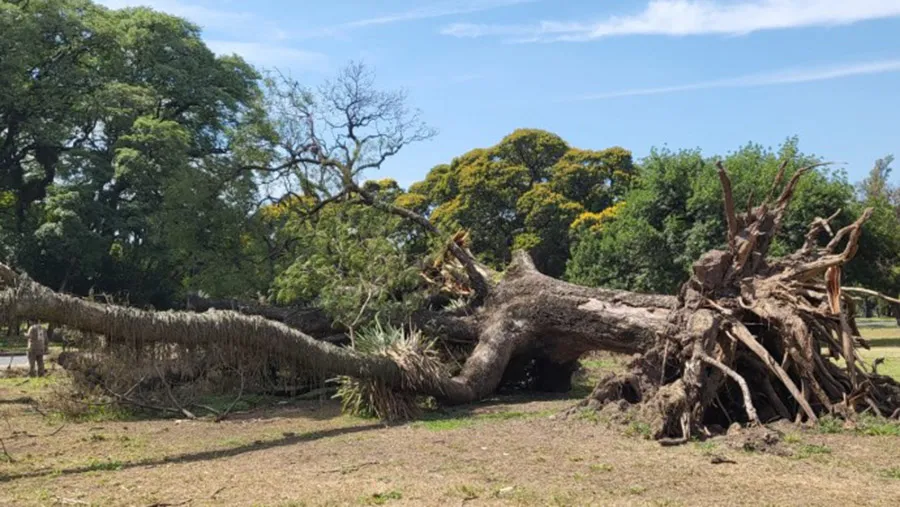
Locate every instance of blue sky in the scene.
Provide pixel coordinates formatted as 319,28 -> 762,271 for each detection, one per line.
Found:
98,0 -> 900,188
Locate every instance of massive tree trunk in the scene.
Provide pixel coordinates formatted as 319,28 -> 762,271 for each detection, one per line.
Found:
183,294 -> 348,343
1,163 -> 898,439
0,256 -> 669,403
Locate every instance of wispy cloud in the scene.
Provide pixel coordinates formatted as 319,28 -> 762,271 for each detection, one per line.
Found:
345,0 -> 536,29
442,0 -> 900,42
294,0 -> 537,39
204,41 -> 328,70
564,58 -> 900,101
96,1 -> 324,70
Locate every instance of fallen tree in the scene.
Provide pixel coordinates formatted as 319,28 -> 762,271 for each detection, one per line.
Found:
183,294 -> 348,344
2,161 -> 899,438
4,59 -> 900,437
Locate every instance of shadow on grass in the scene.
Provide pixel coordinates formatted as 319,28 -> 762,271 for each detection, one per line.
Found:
0,423 -> 385,483
868,338 -> 900,348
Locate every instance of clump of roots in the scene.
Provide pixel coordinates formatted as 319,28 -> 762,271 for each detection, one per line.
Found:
582,161 -> 900,442
334,321 -> 447,421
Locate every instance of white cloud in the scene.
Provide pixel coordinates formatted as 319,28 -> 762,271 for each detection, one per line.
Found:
205,41 -> 328,70
343,0 -> 536,29
563,58 -> 900,101
95,1 -> 325,70
291,0 -> 538,39
442,0 -> 900,41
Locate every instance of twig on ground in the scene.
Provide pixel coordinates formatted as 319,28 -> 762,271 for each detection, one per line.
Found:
154,365 -> 196,420
45,423 -> 68,437
215,370 -> 245,422
100,383 -> 183,417
0,437 -> 14,462
320,460 -> 380,474
143,500 -> 192,507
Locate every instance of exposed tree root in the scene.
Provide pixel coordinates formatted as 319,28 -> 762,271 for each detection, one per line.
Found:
577,162 -> 900,440
1,162 -> 899,436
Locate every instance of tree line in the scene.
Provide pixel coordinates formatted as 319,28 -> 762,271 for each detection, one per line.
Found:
3,0 -> 899,327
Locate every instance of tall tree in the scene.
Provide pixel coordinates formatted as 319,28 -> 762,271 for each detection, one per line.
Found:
407,131 -> 635,276
567,138 -> 856,294
1,0 -> 268,306
847,155 -> 900,297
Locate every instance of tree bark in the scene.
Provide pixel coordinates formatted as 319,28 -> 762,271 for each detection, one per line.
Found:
184,294 -> 346,343
0,264 -> 404,386
2,163 -> 898,437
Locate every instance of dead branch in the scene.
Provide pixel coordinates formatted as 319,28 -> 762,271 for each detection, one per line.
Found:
214,370 -> 246,422
698,353 -> 759,424
716,161 -> 738,250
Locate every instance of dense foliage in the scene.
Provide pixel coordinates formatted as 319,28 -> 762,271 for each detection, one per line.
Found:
2,0 -> 899,318
1,0 -> 268,306
406,129 -> 635,276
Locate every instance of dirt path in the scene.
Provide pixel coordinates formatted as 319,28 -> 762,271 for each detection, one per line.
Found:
1,385 -> 899,507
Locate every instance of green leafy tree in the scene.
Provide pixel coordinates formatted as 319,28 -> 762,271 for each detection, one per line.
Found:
1,0 -> 268,306
567,138 -> 856,294
847,155 -> 900,296
408,129 -> 635,276
265,180 -> 422,330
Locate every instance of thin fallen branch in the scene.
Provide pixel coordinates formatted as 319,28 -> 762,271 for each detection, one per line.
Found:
154,365 -> 196,420
842,287 -> 900,305
214,370 -> 245,422
99,383 -> 184,417
726,323 -> 817,422
698,353 -> 759,424
319,460 -> 380,474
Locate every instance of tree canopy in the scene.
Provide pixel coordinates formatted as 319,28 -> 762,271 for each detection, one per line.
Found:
406,129 -> 635,276
1,0 -> 267,306
565,139 -> 900,296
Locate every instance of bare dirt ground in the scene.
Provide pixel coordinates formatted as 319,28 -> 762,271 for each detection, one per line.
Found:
1,325 -> 899,506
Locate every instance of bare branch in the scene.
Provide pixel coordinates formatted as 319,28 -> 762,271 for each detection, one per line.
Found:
716,161 -> 738,251
349,182 -> 491,304
726,322 -> 817,422
801,209 -> 841,253
698,352 -> 759,424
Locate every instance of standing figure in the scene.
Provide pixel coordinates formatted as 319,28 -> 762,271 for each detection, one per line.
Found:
26,322 -> 47,377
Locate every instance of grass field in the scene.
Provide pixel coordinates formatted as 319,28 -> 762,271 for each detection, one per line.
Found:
0,322 -> 898,506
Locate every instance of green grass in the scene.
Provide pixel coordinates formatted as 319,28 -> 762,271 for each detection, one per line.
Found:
83,458 -> 124,472
0,375 -> 60,395
880,467 -> 900,480
624,421 -> 652,439
817,414 -> 900,437
0,334 -> 27,351
694,440 -> 719,455
783,433 -> 803,444
590,463 -> 614,472
48,401 -> 135,424
793,444 -> 832,460
855,322 -> 900,380
362,491 -> 402,505
580,358 -> 622,372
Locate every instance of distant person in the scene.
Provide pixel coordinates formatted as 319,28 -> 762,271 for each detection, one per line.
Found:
26,321 -> 47,377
